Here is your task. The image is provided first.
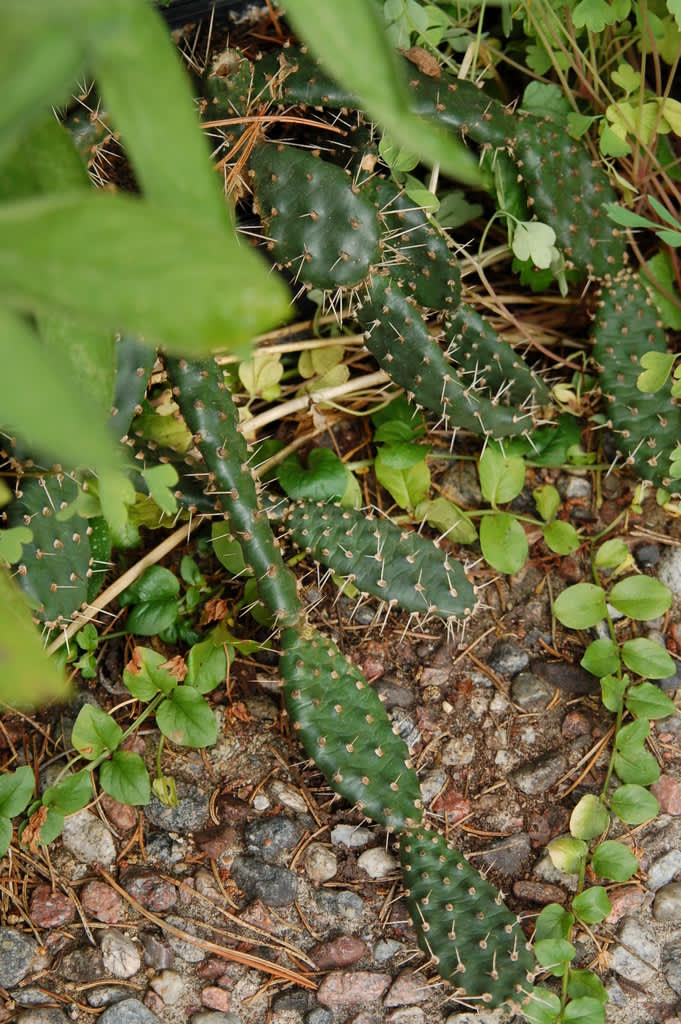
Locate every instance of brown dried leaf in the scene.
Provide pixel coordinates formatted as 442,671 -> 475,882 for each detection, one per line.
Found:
403,46 -> 441,78
160,655 -> 188,682
23,805 -> 50,853
124,646 -> 144,676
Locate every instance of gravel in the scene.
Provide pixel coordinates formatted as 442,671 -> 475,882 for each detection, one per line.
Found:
0,927 -> 40,988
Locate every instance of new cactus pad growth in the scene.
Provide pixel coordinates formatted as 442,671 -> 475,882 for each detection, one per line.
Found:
400,826 -> 534,1007
282,499 -> 476,622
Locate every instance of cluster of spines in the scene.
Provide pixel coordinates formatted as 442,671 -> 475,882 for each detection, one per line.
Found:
281,499 -> 476,624
592,269 -> 681,493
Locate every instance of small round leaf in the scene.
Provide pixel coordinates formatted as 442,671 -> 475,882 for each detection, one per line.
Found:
479,513 -> 528,574
553,584 -> 607,629
609,576 -> 672,621
99,751 -> 151,806
610,784 -> 659,824
570,795 -> 610,840
572,886 -> 611,924
581,638 -> 620,678
547,836 -> 588,874
590,840 -> 638,881
621,637 -> 675,679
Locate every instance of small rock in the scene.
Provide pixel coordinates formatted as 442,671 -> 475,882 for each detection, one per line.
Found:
330,825 -> 372,849
150,969 -> 183,1004
245,816 -> 302,863
86,986 -> 133,1008
388,1011 -> 425,1024
309,889 -> 364,930
317,971 -> 391,1008
140,932 -> 174,969
60,945 -> 105,981
531,659 -> 599,695
269,781 -> 308,815
478,834 -> 532,876
430,790 -> 471,822
647,849 -> 681,890
658,547 -> 681,595
100,793 -> 138,831
0,927 -> 39,988
119,868 -> 177,914
650,776 -> 681,815
29,885 -> 76,929
663,939 -> 681,996
605,887 -> 646,925
487,639 -> 529,677
512,880 -> 565,905
144,780 -> 210,832
61,809 -> 116,866
653,882 -> 681,922
357,848 -> 398,879
144,993 -> 164,1016
533,851 -> 578,891
609,916 -> 660,983
230,857 -> 298,906
81,880 -> 122,924
311,936 -> 368,969
375,680 -> 414,709
417,769 -> 446,805
390,709 -> 420,749
144,831 -> 187,865
165,916 -> 206,963
272,991 -> 310,1014
98,998 -> 161,1023
303,843 -> 337,883
445,1012 -> 507,1024
510,751 -> 567,795
635,543 -> 660,569
100,930 -> 141,979
561,710 -> 592,739
201,987 -> 232,1011
373,939 -> 404,963
441,733 -> 476,766
383,972 -> 429,1007
14,1011 -> 68,1024
192,1015 -> 242,1024
511,672 -> 554,710
489,692 -> 510,715
305,1010 -> 333,1024
10,989 -> 53,1007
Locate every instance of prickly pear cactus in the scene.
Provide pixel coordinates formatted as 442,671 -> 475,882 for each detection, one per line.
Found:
592,269 -> 681,493
282,499 -> 476,622
280,625 -> 423,831
110,335 -> 156,441
400,826 -> 534,1008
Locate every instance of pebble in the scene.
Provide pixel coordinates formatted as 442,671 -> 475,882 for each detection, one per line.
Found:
531,659 -> 599,695
164,916 -> 206,963
0,927 -> 39,988
533,851 -> 578,891
310,890 -> 364,929
98,998 -> 161,1023
303,843 -> 337,883
430,790 -> 471,822
311,936 -> 368,969
512,880 -> 566,905
489,692 -> 510,715
10,989 -> 53,1007
609,916 -> 660,983
445,1012 -> 508,1024
653,882 -> 681,921
144,832 -> 187,865
663,939 -> 681,996
81,880 -> 122,924
245,815 -> 303,863
635,543 -> 661,569
100,930 -> 141,979
388,1010 -> 425,1024
86,986 -> 134,1008
441,733 -> 476,766
510,751 -> 567,795
140,932 -> 174,969
150,969 -> 183,1004
100,793 -> 138,831
269,781 -> 309,815
15,1011 -> 68,1024
478,833 -> 532,875
417,769 -> 446,805
561,710 -> 592,739
192,1015 -> 242,1024
373,939 -> 404,963
330,825 -> 372,849
510,672 -> 554,710
201,987 -> 232,1011
230,857 -> 298,906
60,945 -> 105,981
646,849 -> 681,890
658,547 -> 681,595
651,776 -> 681,815
119,868 -> 177,913
272,990 -> 310,1014
383,972 -> 429,1006
389,709 -> 420,750
357,848 -> 398,879
605,887 -> 646,925
61,809 -> 117,866
375,679 -> 415,709
28,885 -> 76,929
305,1011 -> 333,1024
144,780 -> 210,832
487,639 -> 529,677
316,971 -> 391,1008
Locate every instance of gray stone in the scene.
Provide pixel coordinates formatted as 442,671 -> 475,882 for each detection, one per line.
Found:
86,986 -> 134,1008
230,856 -> 298,906
140,932 -> 174,969
388,1010 -> 425,1024
143,831 -> 187,865
305,1010 -> 333,1024
144,780 -> 210,832
357,848 -> 398,879
0,927 -> 39,988
245,815 -> 303,862
653,882 -> 681,921
635,543 -> 661,568
191,1016 -> 242,1024
441,462 -> 482,508
609,915 -> 660,983
389,709 -> 420,749
441,733 -> 476,766
533,851 -> 578,891
150,969 -> 184,1004
510,751 -> 567,795
659,547 -> 681,595
646,848 -> 681,890
61,809 -> 116,866
60,944 -> 105,981
304,843 -> 337,883
10,988 -> 53,1007
311,889 -> 364,929
272,990 -> 311,1013
100,930 -> 141,979
269,781 -> 308,815
330,825 -> 372,848
663,939 -> 681,996
16,1011 -> 68,1024
98,999 -> 160,1023
511,672 -> 555,710
558,474 -> 592,500
478,833 -> 532,876
373,939 -> 404,963
164,916 -> 206,963
487,639 -> 529,678
419,769 -> 446,805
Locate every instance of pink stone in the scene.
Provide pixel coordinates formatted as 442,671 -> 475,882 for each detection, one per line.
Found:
650,775 -> 681,815
311,936 -> 368,970
144,991 -> 165,1014
81,880 -> 122,924
383,972 -> 430,1007
29,884 -> 77,928
100,793 -> 138,831
317,971 -> 391,1008
431,790 -> 471,822
605,887 -> 646,925
201,986 -> 232,1011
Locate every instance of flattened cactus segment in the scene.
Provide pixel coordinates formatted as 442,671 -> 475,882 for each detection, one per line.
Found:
400,827 -> 534,1008
283,500 -> 475,621
280,626 -> 423,831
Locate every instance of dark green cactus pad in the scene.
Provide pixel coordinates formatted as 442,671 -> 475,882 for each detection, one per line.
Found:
400,826 -> 534,1008
109,336 -> 156,441
357,276 -> 536,438
283,500 -> 475,622
280,626 -> 423,831
444,305 -> 548,407
362,178 -> 460,310
593,269 -> 681,493
6,475 -> 92,626
256,45 -> 359,111
166,357 -> 300,625
404,67 -> 511,151
250,143 -> 381,291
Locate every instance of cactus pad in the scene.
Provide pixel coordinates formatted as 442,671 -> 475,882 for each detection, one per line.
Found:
110,336 -> 156,441
400,826 -> 534,1008
283,500 -> 475,622
280,626 -> 423,830
593,269 -> 681,493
